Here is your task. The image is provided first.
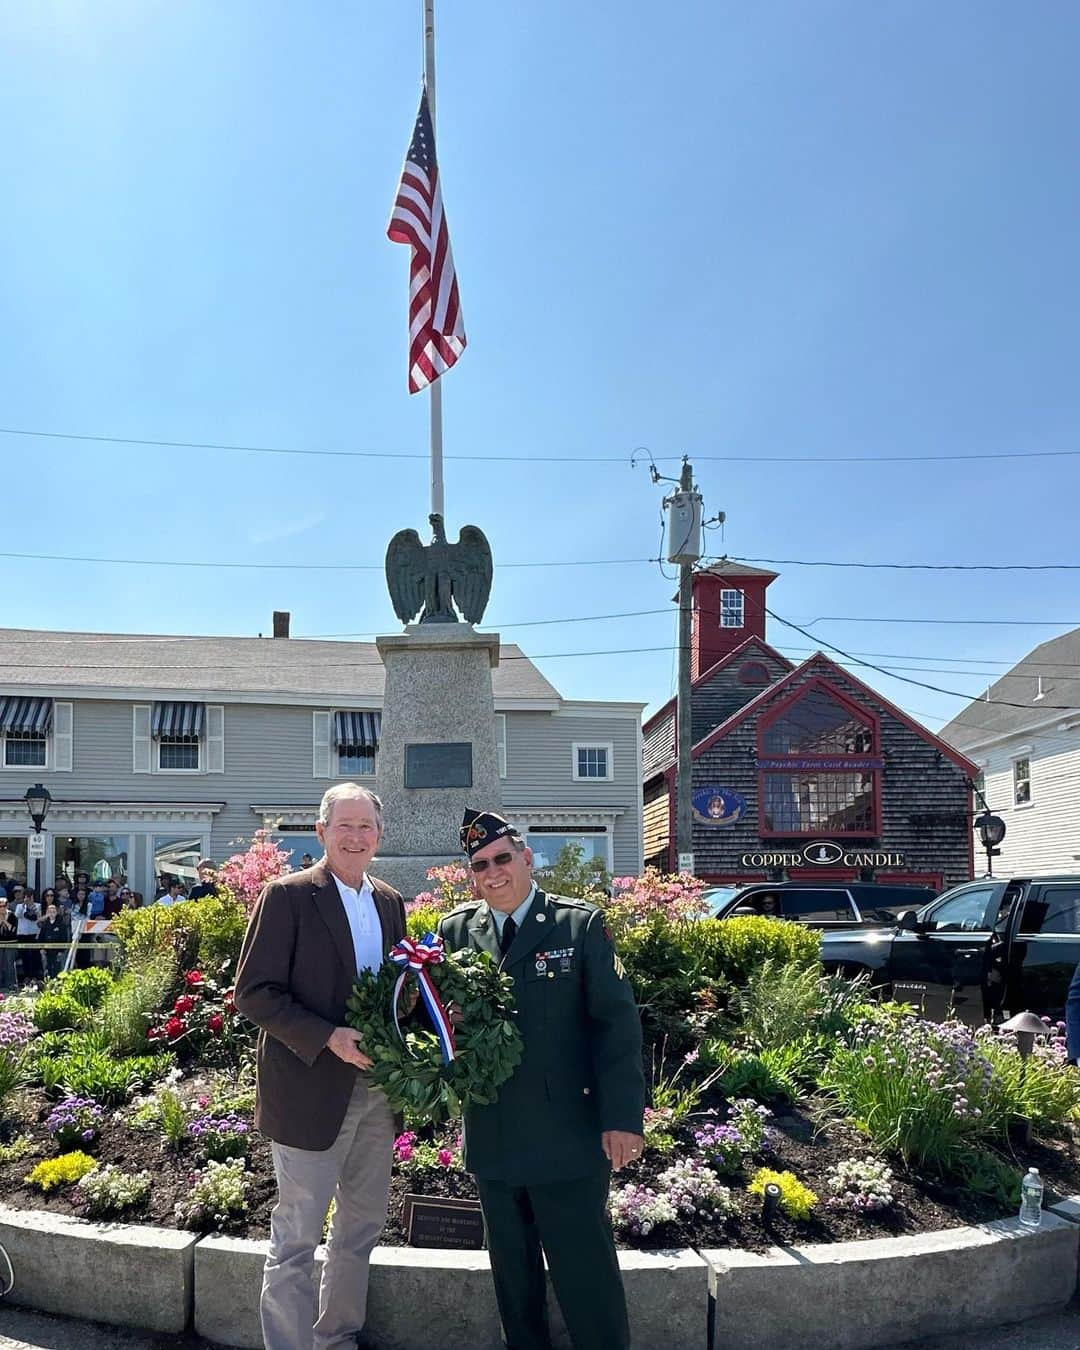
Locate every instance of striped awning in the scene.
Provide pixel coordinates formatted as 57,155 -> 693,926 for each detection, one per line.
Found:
0,696 -> 52,736
333,710 -> 381,752
151,701 -> 205,739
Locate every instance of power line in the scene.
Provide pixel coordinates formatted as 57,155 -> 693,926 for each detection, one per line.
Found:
730,554 -> 1080,573
766,608 -> 1080,712
0,549 -> 654,573
5,424 -> 1080,465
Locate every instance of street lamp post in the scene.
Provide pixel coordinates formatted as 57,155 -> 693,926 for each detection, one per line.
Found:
975,809 -> 1006,878
23,782 -> 52,901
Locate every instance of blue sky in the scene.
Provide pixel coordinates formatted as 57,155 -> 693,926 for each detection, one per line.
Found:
0,1 -> 1077,727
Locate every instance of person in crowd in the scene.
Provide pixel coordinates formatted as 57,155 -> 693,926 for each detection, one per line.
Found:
126,891 -> 145,909
156,880 -> 185,908
14,887 -> 43,983
438,808 -> 645,1350
187,860 -> 220,901
300,853 -> 315,869
69,886 -> 92,968
38,901 -> 70,979
87,882 -> 107,919
101,880 -> 124,919
234,783 -> 405,1350
55,879 -> 72,907
0,897 -> 18,989
0,872 -> 8,901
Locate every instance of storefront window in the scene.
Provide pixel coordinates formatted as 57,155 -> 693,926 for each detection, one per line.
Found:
763,687 -> 874,756
276,832 -> 319,870
153,836 -> 204,894
0,836 -> 28,886
525,831 -> 609,872
57,836 -> 130,886
763,772 -> 874,835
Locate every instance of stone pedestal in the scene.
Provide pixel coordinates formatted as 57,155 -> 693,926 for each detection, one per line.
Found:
374,624 -> 502,899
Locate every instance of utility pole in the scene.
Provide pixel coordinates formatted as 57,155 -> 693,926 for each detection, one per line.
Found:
653,457 -> 704,875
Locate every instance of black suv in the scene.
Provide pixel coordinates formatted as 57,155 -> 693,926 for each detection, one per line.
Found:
819,875 -> 1080,1024
703,881 -> 939,930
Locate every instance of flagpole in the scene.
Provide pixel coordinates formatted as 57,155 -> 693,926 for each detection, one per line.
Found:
423,0 -> 444,522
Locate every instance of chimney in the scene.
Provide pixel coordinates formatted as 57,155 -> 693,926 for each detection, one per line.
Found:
272,611 -> 290,639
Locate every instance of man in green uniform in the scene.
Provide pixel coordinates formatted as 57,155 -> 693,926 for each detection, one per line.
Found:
438,808 -> 644,1350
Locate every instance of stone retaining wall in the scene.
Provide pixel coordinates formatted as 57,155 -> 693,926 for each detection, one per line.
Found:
0,1201 -> 1077,1349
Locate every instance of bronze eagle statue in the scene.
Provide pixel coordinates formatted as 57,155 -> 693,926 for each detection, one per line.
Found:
385,513 -> 493,625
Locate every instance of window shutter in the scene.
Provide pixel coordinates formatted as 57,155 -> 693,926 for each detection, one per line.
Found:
313,711 -> 332,778
52,701 -> 73,772
206,705 -> 225,774
133,704 -> 152,774
496,714 -> 507,778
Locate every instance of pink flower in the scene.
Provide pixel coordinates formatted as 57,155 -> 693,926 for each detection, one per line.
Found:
207,1014 -> 224,1035
437,1148 -> 454,1168
184,970 -> 204,988
197,1095 -> 210,1108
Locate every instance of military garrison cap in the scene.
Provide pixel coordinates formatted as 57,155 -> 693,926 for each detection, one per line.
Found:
460,808 -> 522,858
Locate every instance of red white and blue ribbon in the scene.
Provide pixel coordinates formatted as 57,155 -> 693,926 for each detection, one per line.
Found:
389,932 -> 457,1064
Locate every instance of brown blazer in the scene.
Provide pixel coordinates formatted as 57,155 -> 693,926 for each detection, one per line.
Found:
233,859 -> 406,1149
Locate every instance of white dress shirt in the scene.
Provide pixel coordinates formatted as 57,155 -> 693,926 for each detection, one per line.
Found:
331,872 -> 384,975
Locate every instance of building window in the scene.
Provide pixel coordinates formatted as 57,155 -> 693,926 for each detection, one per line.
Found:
720,590 -> 744,629
758,681 -> 880,837
526,827 -> 612,873
4,731 -> 46,767
1013,757 -> 1032,806
738,661 -> 771,686
159,736 -> 200,771
334,711 -> 380,777
573,743 -> 612,781
153,835 -> 204,894
56,836 -> 131,886
762,771 -> 875,835
0,697 -> 70,772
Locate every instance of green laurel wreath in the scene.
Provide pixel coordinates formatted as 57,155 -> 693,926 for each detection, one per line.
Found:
345,947 -> 524,1125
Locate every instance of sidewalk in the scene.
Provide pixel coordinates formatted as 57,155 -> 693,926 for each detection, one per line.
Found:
1,1303 -> 1079,1349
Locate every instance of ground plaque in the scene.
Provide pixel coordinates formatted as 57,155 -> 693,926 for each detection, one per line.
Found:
403,1193 -> 486,1249
404,741 -> 473,789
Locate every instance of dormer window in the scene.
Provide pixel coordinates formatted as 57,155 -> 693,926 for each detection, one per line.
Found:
720,590 -> 744,629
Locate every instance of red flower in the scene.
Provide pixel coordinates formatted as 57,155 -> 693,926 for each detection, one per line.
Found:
207,1013 -> 224,1035
184,970 -> 204,987
173,994 -> 195,1014
223,988 -> 236,1012
147,1026 -> 163,1041
164,1016 -> 187,1040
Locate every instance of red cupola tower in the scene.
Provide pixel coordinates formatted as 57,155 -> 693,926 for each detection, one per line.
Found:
691,561 -> 778,679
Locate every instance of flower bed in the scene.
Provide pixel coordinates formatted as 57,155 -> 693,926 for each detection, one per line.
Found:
1,847 -> 1079,1258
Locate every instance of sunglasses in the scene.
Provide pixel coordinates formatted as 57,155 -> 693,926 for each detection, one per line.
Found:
470,850 -> 517,874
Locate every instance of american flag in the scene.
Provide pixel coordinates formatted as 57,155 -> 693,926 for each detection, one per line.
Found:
387,86 -> 466,393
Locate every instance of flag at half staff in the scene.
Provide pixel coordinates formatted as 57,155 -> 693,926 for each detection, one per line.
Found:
387,85 -> 466,393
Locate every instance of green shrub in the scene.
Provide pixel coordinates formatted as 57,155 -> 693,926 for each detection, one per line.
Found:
407,905 -> 447,939
50,1042 -> 174,1107
25,1151 -> 97,1191
822,1016 -> 996,1170
708,916 -> 820,982
980,1036 -> 1080,1132
949,1148 -> 1023,1208
110,893 -> 246,977
32,989 -> 89,1033
58,967 -> 115,1009
99,957 -> 178,1056
729,960 -> 825,1051
749,1167 -> 818,1220
700,1042 -> 796,1102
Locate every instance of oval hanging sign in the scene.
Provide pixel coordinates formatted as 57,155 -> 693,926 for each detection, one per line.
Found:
691,787 -> 746,826
804,840 -> 844,865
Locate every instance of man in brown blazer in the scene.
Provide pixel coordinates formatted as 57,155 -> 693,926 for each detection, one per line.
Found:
235,783 -> 406,1350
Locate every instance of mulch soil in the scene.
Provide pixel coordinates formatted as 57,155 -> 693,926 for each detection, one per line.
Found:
2,1086 -> 1078,1253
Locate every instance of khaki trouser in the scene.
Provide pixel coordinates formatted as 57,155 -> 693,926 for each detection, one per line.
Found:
261,1078 -> 395,1350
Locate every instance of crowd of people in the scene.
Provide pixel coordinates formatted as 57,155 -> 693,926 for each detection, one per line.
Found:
0,859 -> 221,990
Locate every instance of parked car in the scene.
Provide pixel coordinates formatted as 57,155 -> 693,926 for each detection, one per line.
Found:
819,875 -> 1080,1025
702,881 -> 939,930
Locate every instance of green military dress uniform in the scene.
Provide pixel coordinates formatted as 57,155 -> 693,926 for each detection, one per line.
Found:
438,888 -> 644,1350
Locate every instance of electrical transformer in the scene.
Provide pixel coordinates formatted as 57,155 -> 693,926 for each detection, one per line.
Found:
665,490 -> 703,564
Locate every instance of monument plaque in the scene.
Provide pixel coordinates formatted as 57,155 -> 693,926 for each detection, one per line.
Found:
405,741 -> 473,789
404,1193 -> 486,1249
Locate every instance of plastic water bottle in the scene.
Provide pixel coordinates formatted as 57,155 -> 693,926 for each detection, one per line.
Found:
1019,1167 -> 1043,1228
